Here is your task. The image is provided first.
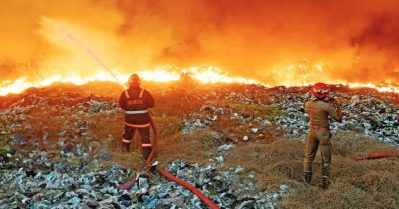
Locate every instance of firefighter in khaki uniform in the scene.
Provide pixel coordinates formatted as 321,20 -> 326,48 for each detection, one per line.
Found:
304,83 -> 342,190
119,74 -> 155,159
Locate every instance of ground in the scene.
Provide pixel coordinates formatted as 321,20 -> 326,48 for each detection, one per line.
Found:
0,81 -> 398,209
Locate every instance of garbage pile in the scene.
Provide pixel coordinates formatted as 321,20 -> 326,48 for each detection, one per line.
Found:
182,85 -> 398,144
270,90 -> 398,144
1,83 -> 397,144
0,88 -> 120,143
0,141 -> 284,209
0,82 -> 398,208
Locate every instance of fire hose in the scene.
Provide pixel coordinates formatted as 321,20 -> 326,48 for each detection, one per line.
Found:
121,112 -> 220,209
352,153 -> 399,161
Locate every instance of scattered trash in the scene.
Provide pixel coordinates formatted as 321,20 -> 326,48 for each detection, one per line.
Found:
0,82 -> 398,208
215,156 -> 224,163
0,148 -> 281,209
217,144 -> 235,154
180,85 -> 398,144
250,127 -> 259,133
100,152 -> 112,161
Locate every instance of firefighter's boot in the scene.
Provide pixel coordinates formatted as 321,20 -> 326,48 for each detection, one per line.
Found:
321,176 -> 329,190
123,143 -> 130,152
304,172 -> 312,185
321,163 -> 331,190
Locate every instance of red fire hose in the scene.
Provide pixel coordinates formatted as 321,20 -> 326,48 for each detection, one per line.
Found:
121,112 -> 220,209
352,153 -> 399,161
155,167 -> 220,209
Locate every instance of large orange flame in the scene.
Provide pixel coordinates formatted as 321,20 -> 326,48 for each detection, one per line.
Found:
1,65 -> 398,96
0,66 -> 262,96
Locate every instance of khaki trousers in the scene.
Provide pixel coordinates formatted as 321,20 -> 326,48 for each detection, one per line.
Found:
303,127 -> 331,178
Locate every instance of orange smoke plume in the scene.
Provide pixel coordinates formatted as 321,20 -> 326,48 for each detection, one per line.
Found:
0,0 -> 398,94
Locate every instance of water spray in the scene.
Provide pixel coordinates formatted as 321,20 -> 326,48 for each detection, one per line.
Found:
58,29 -> 125,88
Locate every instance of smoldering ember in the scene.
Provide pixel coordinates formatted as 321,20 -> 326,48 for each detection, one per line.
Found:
0,81 -> 398,209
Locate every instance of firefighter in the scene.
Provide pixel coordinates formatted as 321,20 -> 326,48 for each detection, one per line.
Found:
119,74 -> 155,159
304,83 -> 343,190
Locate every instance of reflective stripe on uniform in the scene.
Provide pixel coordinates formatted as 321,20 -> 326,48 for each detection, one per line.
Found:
124,90 -> 130,99
125,122 -> 150,128
139,89 -> 144,98
142,143 -> 152,147
125,110 -> 148,114
125,89 -> 145,99
122,138 -> 131,143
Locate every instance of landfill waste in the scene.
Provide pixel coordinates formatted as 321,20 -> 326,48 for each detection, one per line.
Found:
1,83 -> 398,145
0,82 -> 398,208
180,85 -> 398,144
216,144 -> 235,154
0,146 -> 283,209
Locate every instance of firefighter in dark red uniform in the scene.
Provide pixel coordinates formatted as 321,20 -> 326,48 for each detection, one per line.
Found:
119,74 -> 155,159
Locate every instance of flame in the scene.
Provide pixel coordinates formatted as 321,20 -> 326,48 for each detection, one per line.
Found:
187,67 -> 259,84
344,82 -> 399,93
0,65 -> 398,96
272,62 -> 326,86
0,66 -> 262,96
0,72 -> 125,96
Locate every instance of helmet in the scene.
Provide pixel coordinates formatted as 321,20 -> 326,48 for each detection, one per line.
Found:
128,74 -> 140,86
310,83 -> 330,98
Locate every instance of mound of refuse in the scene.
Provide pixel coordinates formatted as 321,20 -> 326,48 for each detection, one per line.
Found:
181,85 -> 399,144
0,82 -> 398,209
0,140 -> 286,209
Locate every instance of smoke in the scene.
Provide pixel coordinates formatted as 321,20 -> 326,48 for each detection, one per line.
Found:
0,0 -> 398,85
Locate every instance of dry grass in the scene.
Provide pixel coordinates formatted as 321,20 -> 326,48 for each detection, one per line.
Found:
105,122 -> 398,209
219,133 -> 399,209
2,83 -> 398,209
11,107 -> 399,209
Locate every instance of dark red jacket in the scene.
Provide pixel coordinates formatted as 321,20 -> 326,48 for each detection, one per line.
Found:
119,86 -> 155,126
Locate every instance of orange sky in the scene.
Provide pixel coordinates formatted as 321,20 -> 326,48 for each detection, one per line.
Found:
0,0 -> 398,85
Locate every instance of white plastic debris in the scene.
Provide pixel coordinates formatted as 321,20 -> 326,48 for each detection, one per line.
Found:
215,156 -> 224,163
